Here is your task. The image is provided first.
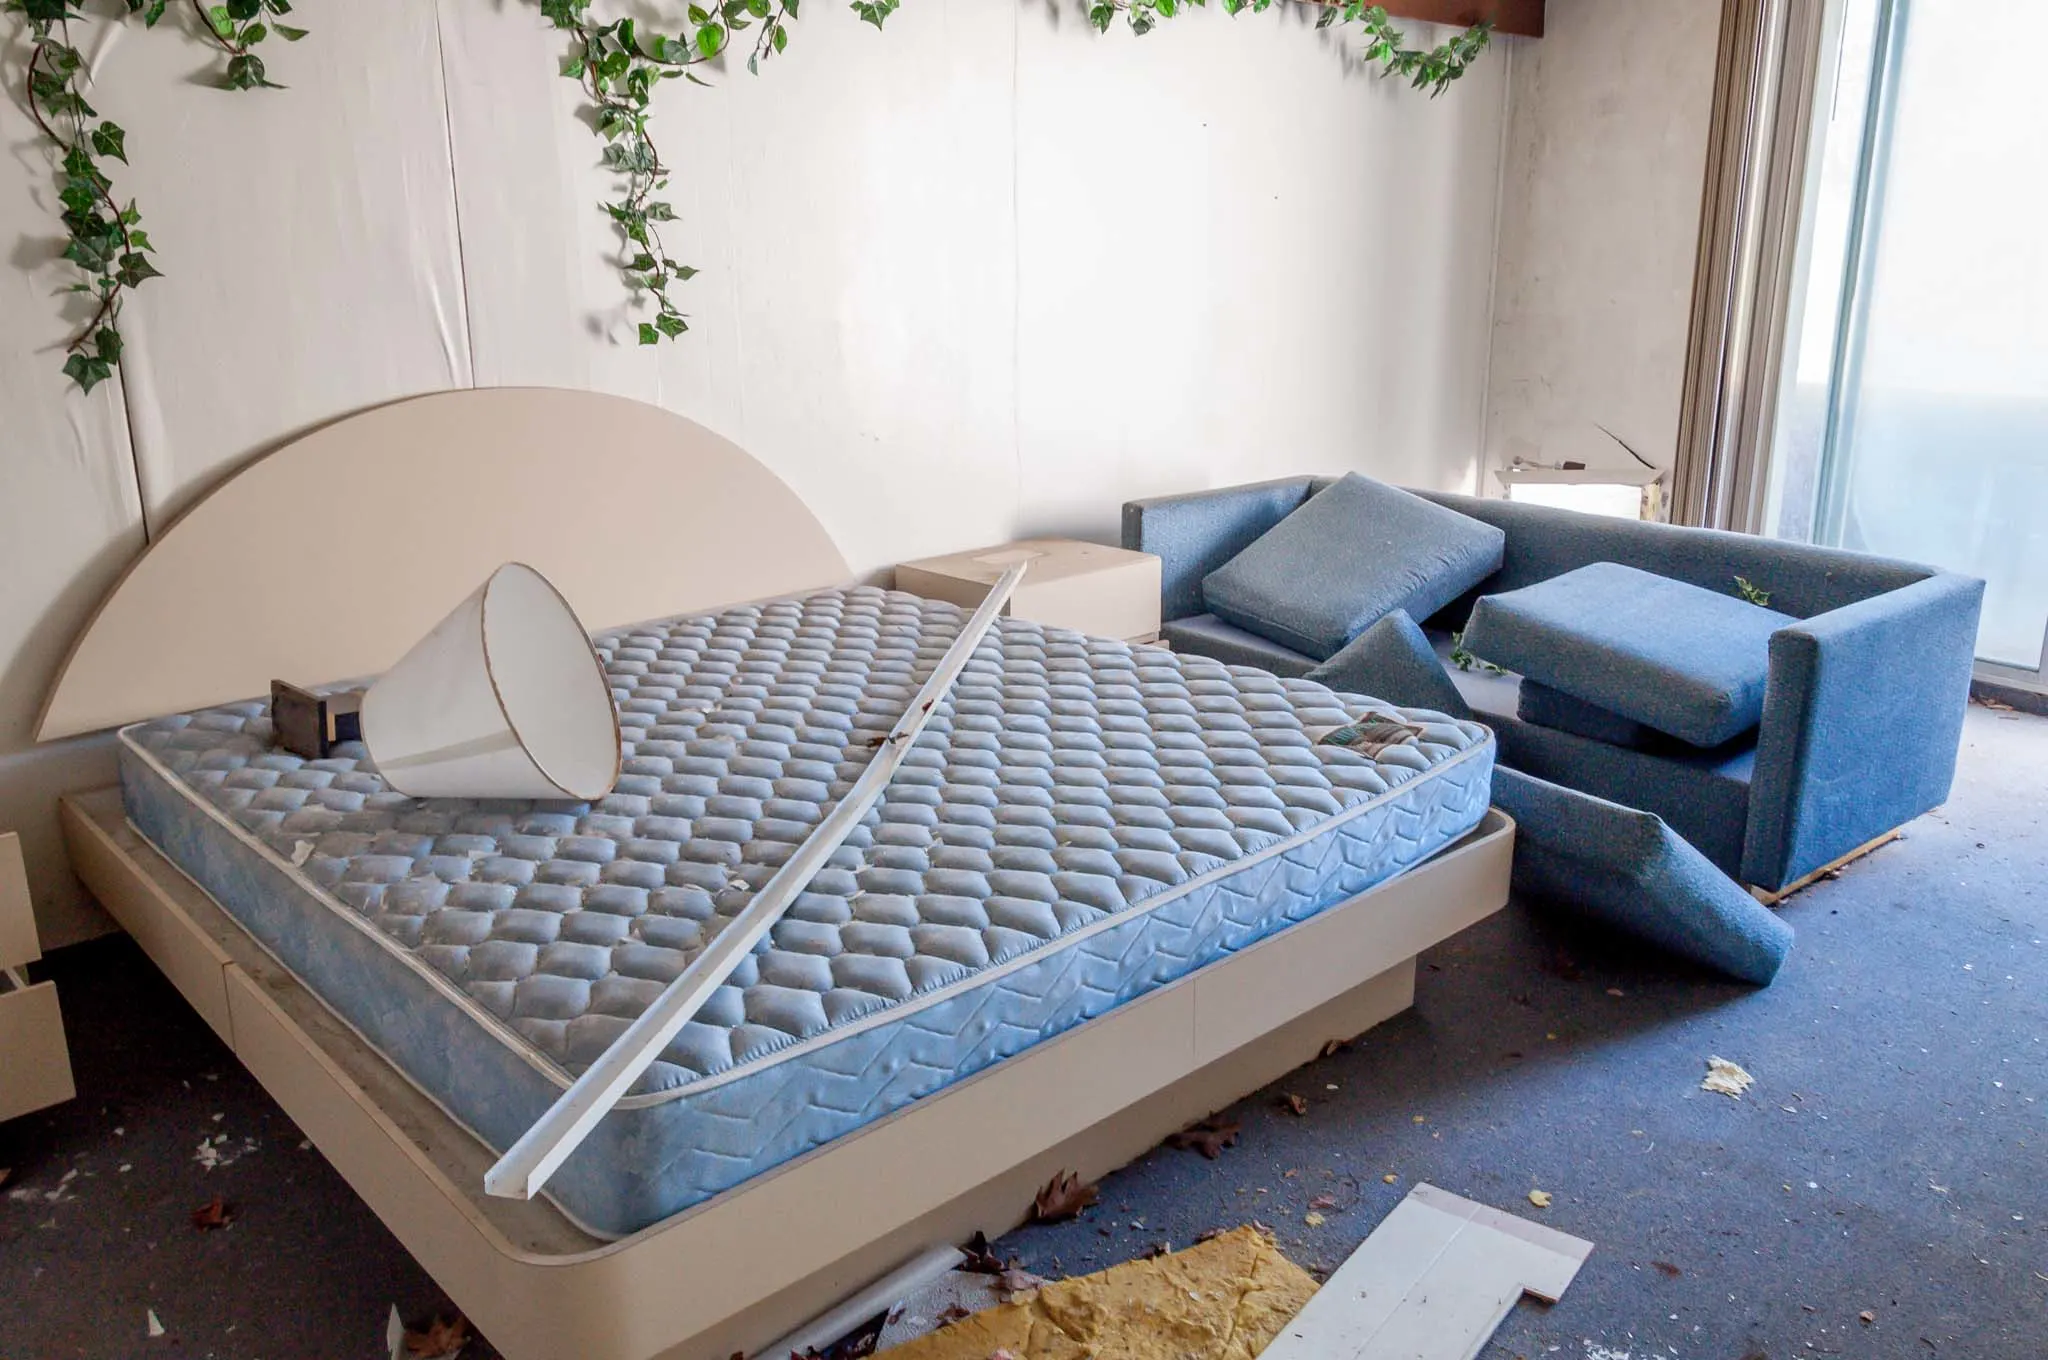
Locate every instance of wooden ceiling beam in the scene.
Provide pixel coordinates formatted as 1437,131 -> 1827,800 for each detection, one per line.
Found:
1372,0 -> 1544,40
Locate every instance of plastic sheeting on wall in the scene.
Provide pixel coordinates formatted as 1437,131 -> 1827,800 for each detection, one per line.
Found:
1014,5 -> 1507,540
0,35 -> 149,945
104,1 -> 474,527
437,0 -> 1021,572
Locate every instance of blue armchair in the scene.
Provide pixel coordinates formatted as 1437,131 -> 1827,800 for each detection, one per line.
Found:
1123,477 -> 1984,893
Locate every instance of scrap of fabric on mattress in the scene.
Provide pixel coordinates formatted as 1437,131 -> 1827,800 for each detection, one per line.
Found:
119,587 -> 1493,1237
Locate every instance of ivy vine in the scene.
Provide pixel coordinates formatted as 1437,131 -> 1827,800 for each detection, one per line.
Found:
9,0 -> 152,393
186,0 -> 312,92
8,1 -> 1489,392
1084,1 -> 1492,99
538,0 -> 804,345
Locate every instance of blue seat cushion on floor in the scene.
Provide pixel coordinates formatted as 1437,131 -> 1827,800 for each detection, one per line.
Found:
1490,766 -> 1792,986
1202,473 -> 1506,661
1160,613 -> 1316,678
1487,710 -> 1754,879
1517,680 -> 1656,749
1463,562 -> 1794,748
1305,611 -> 1472,719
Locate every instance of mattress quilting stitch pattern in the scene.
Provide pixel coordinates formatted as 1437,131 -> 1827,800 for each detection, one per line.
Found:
121,587 -> 1490,1103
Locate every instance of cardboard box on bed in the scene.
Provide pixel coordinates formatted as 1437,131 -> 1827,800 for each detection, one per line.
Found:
895,539 -> 1162,644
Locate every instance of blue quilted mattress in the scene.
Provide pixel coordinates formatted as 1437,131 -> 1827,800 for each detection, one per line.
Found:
119,586 -> 1493,1237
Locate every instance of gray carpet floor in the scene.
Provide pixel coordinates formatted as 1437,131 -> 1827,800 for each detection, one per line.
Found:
4,702 -> 2042,1360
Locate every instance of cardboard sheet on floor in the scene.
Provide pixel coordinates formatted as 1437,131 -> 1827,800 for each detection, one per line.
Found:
879,1226 -> 1317,1360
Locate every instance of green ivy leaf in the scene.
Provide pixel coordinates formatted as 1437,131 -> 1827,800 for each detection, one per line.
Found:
637,322 -> 660,346
117,252 -> 162,287
89,122 -> 128,163
274,22 -> 308,40
62,353 -> 113,393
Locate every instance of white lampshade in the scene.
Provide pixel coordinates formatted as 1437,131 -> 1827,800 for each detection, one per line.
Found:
360,563 -> 620,801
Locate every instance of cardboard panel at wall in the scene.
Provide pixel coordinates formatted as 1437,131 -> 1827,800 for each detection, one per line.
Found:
1015,5 -> 1506,539
87,2 -> 473,526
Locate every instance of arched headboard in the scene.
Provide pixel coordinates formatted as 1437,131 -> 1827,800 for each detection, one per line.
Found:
37,388 -> 851,741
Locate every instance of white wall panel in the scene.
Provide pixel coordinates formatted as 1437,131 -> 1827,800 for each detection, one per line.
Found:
1484,0 -> 1720,476
1015,6 -> 1507,541
704,0 -> 1020,573
431,1 -> 668,406
95,2 -> 472,524
0,64 -> 147,944
439,1 -> 1018,575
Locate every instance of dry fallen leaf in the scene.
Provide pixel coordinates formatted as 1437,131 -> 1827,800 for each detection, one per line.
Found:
957,1231 -> 1003,1275
1308,1194 -> 1338,1212
1277,1093 -> 1309,1117
1860,1310 -> 1877,1325
1166,1118 -> 1241,1160
1703,1056 -> 1755,1098
404,1314 -> 471,1359
1382,1174 -> 1398,1184
1319,1038 -> 1352,1059
190,1195 -> 235,1231
1303,1211 -> 1325,1227
1528,1190 -> 1553,1209
1139,1241 -> 1171,1261
1652,1261 -> 1682,1278
934,1304 -> 972,1326
998,1265 -> 1051,1294
1032,1170 -> 1099,1224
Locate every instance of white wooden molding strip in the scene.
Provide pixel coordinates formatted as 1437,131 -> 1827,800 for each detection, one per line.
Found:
1261,1183 -> 1592,1360
483,562 -> 1030,1201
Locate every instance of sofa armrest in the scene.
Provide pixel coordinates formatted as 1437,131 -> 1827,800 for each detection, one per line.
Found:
1743,572 -> 1984,889
1121,477 -> 1319,622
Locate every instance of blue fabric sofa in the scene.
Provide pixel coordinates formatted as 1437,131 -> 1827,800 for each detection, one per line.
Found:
1123,476 -> 1984,893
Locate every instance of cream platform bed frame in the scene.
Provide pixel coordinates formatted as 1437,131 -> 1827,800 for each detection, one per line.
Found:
48,388 -> 1515,1360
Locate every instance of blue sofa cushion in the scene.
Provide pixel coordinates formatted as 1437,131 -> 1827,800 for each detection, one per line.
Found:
1463,562 -> 1793,748
1490,766 -> 1792,986
1305,611 -> 1472,719
1201,473 -> 1506,661
1517,680 -> 1656,749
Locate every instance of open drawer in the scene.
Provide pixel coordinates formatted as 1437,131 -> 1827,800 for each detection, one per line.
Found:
0,831 -> 75,1123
